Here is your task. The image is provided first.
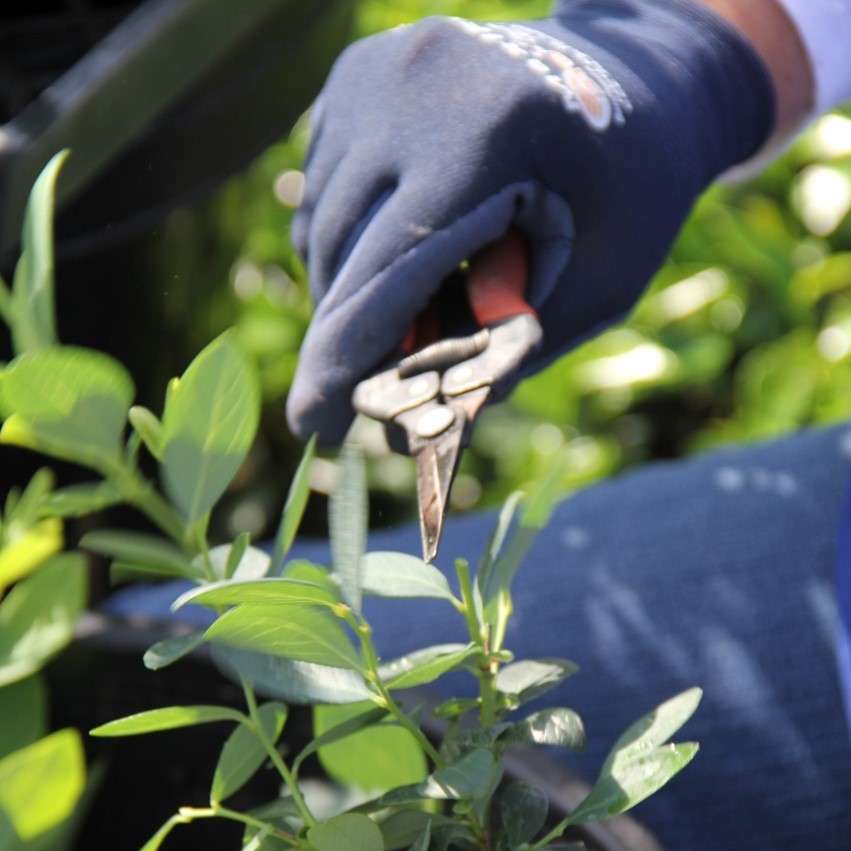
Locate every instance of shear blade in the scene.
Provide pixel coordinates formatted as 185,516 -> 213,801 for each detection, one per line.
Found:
414,425 -> 463,563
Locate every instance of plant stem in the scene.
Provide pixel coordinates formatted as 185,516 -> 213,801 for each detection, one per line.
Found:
455,559 -> 484,646
103,458 -> 185,542
178,805 -> 303,847
350,615 -> 446,769
528,816 -> 571,849
192,514 -> 215,580
240,678 -> 317,829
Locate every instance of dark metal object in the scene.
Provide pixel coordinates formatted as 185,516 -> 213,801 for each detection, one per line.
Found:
353,313 -> 543,562
0,0 -> 356,255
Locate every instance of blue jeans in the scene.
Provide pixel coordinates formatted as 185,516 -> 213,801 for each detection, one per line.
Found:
108,423 -> 851,850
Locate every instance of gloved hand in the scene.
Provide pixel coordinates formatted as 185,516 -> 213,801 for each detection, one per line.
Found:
287,0 -> 774,443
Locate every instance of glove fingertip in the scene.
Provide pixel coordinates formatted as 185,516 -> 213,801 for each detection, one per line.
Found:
285,384 -> 354,447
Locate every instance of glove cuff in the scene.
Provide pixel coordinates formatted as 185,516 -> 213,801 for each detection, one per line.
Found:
549,0 -> 776,180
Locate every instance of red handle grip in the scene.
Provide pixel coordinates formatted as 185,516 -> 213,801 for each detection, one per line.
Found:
466,228 -> 537,327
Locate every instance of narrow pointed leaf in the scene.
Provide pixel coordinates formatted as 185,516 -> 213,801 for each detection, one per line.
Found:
161,333 -> 260,523
205,543 -> 270,581
379,643 -> 478,690
271,434 -> 316,574
213,645 -> 373,705
206,604 -> 361,670
38,481 -> 121,518
475,490 -> 523,605
211,702 -> 287,802
308,813 -> 383,851
81,530 -> 198,578
329,444 -> 366,612
128,405 -> 164,460
10,150 -> 67,353
361,552 -> 455,602
90,705 -> 245,737
225,532 -> 251,579
173,577 -> 335,613
143,631 -> 205,671
409,820 -> 431,851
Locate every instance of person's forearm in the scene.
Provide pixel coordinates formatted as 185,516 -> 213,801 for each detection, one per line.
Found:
697,0 -> 814,137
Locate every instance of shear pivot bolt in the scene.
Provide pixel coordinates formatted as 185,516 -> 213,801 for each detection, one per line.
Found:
408,378 -> 430,397
416,405 -> 455,438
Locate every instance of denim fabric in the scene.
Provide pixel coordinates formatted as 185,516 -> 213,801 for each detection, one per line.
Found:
107,423 -> 851,849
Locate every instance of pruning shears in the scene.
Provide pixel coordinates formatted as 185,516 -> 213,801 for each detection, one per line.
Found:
352,229 -> 543,563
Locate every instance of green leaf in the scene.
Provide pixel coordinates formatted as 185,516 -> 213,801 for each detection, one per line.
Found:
375,749 -> 498,809
475,490 -> 523,608
408,820 -> 431,851
213,646 -> 373,705
564,689 -> 702,826
603,687 -> 702,774
172,576 -> 336,612
378,643 -> 478,690
294,705 -> 388,771
161,333 -> 260,523
225,532 -> 251,579
380,811 -> 450,851
361,552 -> 456,602
0,554 -> 86,687
90,705 -> 245,737
0,347 -> 135,467
211,702 -> 287,803
0,728 -> 84,841
0,674 -> 46,759
10,150 -> 67,353
270,434 -> 316,574
206,543 -> 270,581
313,703 -> 426,792
307,814 -> 384,851
0,274 -> 11,327
495,659 -> 578,707
329,444 -> 366,613
128,405 -> 164,460
6,467 -> 54,524
502,708 -> 585,751
433,697 -> 479,720
568,742 -> 699,825
500,780 -> 548,847
142,631 -> 206,671
38,481 -> 121,518
81,529 -> 199,580
206,604 -> 362,670
0,516 -> 62,594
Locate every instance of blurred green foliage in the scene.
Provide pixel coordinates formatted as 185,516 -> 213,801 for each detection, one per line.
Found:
165,0 -> 851,535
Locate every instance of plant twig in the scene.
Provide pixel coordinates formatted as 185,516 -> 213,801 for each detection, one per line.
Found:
240,677 -> 317,829
178,805 -> 303,847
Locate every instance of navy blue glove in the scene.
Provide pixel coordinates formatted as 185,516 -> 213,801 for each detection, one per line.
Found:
288,0 -> 774,443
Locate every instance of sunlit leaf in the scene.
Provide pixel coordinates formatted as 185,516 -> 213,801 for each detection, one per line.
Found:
206,543 -> 270,581
0,517 -> 62,594
213,646 -> 373,705
0,728 -> 84,841
378,643 -> 478,690
0,554 -> 86,687
172,576 -> 336,612
81,529 -> 199,580
128,405 -> 164,460
206,604 -> 361,670
211,702 -> 287,802
0,347 -> 134,467
329,444 -> 366,613
10,150 -> 67,353
161,333 -> 260,523
225,532 -> 251,579
90,705 -> 245,737
502,707 -> 585,750
495,658 -> 578,707
361,552 -> 455,602
143,631 -> 206,671
294,705 -> 388,771
313,702 -> 425,791
307,813 -> 383,851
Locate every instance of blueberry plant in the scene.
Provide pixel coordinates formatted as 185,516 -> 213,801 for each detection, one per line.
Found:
0,154 -> 701,850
